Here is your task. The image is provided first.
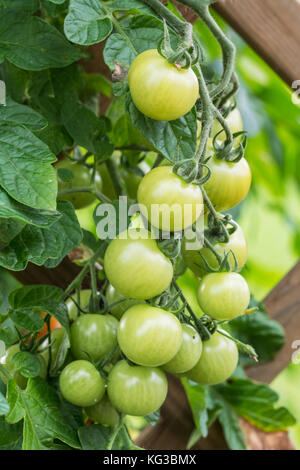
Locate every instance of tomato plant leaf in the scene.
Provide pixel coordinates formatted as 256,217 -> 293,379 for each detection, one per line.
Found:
0,390 -> 9,415
64,0 -> 113,46
0,319 -> 19,346
0,10 -> 80,71
214,379 -> 296,432
11,352 -> 41,378
126,94 -> 197,162
0,421 -> 23,450
218,401 -> 246,450
0,201 -> 82,271
10,309 -> 45,332
103,15 -> 178,71
5,379 -> 25,424
9,285 -> 70,334
0,0 -> 39,12
0,188 -> 61,228
61,101 -> 113,161
21,377 -> 80,449
181,378 -> 210,437
229,300 -> 285,366
0,97 -> 47,131
0,124 -> 57,211
110,0 -> 156,16
78,424 -> 112,450
0,219 -> 25,246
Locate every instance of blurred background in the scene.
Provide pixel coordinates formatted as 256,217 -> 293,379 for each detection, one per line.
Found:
0,9 -> 299,448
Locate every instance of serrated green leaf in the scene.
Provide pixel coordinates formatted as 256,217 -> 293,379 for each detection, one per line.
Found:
0,390 -> 9,415
10,309 -> 44,332
0,0 -> 39,12
0,97 -> 47,131
0,11 -> 79,71
11,352 -> 41,378
78,424 -> 112,450
218,401 -> 246,450
214,379 -> 296,432
0,421 -> 22,450
9,285 -> 70,335
0,124 -> 57,211
0,201 -> 82,271
109,0 -> 155,16
5,379 -> 25,424
0,188 -> 61,228
0,218 -> 25,245
181,378 -> 209,437
103,15 -> 179,71
64,0 -> 112,46
22,378 -> 80,449
126,94 -> 197,162
229,301 -> 285,366
61,101 -> 113,160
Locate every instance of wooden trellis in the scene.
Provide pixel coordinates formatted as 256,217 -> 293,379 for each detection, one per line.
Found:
9,0 -> 300,450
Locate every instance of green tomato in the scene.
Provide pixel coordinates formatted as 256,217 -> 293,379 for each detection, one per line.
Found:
104,228 -> 173,300
212,107 -> 243,142
128,49 -> 199,121
197,272 -> 250,321
118,304 -> 182,367
66,289 -> 92,321
106,283 -> 142,320
137,166 -> 203,232
71,314 -> 118,362
85,394 -> 119,427
59,360 -> 105,407
56,159 -> 102,210
40,327 -> 68,370
163,324 -> 202,374
0,344 -> 47,389
181,222 -> 248,278
204,156 -> 251,212
187,331 -> 238,385
107,360 -> 168,416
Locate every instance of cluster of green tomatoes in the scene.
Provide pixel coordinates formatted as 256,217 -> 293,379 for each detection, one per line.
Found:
57,49 -> 252,423
2,49 -> 253,427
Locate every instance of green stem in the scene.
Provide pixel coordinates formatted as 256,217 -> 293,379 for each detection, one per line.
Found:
60,245 -> 105,303
141,0 -> 193,46
179,0 -> 236,98
172,279 -> 210,340
101,2 -> 138,55
151,154 -> 164,169
105,158 -> 124,197
106,415 -> 124,450
201,187 -> 230,243
89,264 -> 98,312
58,186 -> 111,203
217,329 -> 258,361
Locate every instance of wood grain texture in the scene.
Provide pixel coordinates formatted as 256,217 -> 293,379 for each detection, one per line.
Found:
214,0 -> 300,86
247,261 -> 300,383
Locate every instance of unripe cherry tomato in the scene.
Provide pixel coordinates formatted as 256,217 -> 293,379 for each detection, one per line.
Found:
204,156 -> 251,212
117,304 -> 182,367
85,394 -> 119,428
128,49 -> 199,121
163,324 -> 202,374
70,314 -> 118,362
106,283 -> 142,320
181,222 -> 247,278
59,360 -> 105,407
137,166 -> 203,232
107,360 -> 168,416
104,228 -> 173,300
187,331 -> 238,385
197,272 -> 250,321
66,289 -> 92,321
56,159 -> 102,210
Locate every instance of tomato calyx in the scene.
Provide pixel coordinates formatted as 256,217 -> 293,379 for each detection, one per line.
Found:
157,19 -> 201,70
212,130 -> 248,163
